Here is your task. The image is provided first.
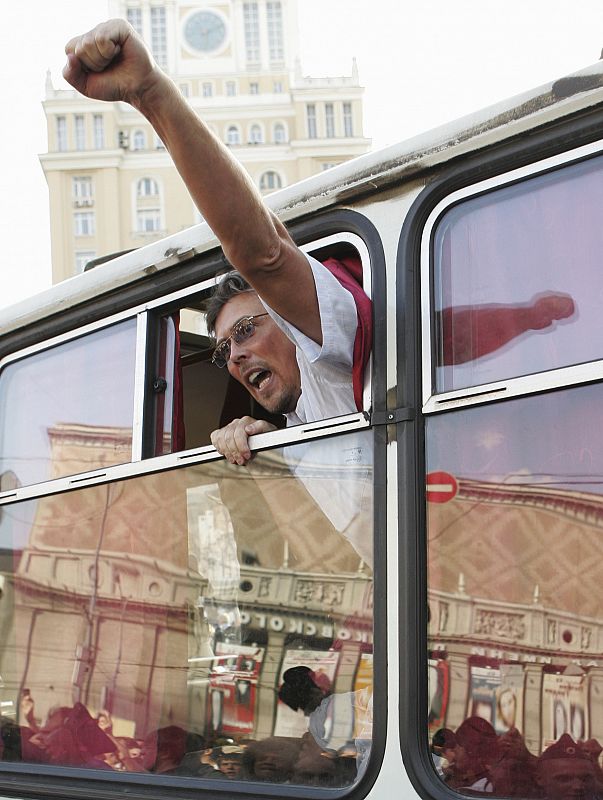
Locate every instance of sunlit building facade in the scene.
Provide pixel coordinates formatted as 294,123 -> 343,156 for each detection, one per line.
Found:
40,0 -> 370,284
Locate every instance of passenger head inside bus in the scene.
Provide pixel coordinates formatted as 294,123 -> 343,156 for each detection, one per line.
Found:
203,253 -> 372,466
206,271 -> 302,417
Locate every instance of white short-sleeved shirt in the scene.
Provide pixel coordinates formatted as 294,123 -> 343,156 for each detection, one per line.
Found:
260,253 -> 358,425
260,254 -> 373,566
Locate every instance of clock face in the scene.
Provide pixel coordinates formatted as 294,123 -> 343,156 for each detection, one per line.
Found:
184,10 -> 227,54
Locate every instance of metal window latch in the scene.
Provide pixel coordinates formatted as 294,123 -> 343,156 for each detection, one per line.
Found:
370,407 -> 415,425
153,377 -> 168,393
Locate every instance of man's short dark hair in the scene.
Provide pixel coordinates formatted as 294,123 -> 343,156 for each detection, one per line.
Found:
205,271 -> 254,338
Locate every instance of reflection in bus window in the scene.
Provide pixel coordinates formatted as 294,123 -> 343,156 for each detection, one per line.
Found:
432,155 -> 603,393
0,320 -> 137,487
426,382 -> 603,796
0,431 -> 373,786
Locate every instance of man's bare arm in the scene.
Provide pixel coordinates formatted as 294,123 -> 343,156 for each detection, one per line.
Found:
63,19 -> 322,344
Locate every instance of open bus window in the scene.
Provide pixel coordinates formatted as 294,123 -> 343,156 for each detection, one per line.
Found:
425,381 -> 603,796
155,239 -> 370,456
0,319 -> 137,488
431,154 -> 603,394
0,430 -> 373,787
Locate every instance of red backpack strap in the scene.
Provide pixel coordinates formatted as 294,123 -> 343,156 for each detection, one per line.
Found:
321,256 -> 372,411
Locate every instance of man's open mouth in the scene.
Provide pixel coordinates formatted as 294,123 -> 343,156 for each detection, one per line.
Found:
247,369 -> 271,390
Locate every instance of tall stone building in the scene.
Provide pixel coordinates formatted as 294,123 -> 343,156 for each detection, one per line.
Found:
40,0 -> 371,284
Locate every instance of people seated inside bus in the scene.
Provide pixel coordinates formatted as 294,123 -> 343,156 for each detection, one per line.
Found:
535,734 -> 603,800
428,715 -> 603,798
278,665 -> 372,780
11,688 -> 359,786
17,687 -> 603,795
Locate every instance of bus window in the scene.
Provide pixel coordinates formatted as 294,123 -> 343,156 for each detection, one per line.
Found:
431,154 -> 603,394
0,319 -> 137,488
425,382 -> 603,795
153,237 -> 371,455
0,429 -> 373,786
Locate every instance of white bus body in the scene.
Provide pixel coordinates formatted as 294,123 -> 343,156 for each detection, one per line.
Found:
2,59 -> 603,800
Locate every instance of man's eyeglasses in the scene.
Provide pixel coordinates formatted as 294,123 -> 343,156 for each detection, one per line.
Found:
211,313 -> 269,368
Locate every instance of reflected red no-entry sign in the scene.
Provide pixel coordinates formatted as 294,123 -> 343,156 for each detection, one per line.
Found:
426,471 -> 458,503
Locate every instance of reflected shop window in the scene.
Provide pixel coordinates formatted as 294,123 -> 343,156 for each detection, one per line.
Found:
426,383 -> 603,797
0,431 -> 373,788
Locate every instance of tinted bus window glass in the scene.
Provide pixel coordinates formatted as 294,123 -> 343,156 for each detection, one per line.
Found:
0,320 -> 137,487
425,382 -> 603,795
0,431 -> 373,785
432,156 -> 603,393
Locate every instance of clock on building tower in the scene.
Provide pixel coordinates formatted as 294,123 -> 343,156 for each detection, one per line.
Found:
183,10 -> 228,54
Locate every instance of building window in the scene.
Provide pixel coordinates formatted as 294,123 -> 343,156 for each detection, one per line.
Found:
322,162 -> 337,171
259,170 -> 282,191
150,6 -> 167,68
226,81 -> 236,97
137,177 -> 159,197
154,133 -> 166,150
249,82 -> 259,95
179,83 -> 190,98
249,124 -> 263,144
266,1 -> 284,61
343,102 -> 353,137
325,103 -> 335,138
243,2 -> 260,63
56,116 -> 67,152
273,80 -> 283,93
72,176 -> 93,204
306,104 -> 317,139
202,82 -> 213,98
74,251 -> 96,274
132,130 -> 146,151
93,114 -> 104,149
136,209 -> 161,233
74,211 -> 95,237
126,7 -> 143,35
273,122 -> 286,144
74,115 -> 85,150
226,126 -> 241,146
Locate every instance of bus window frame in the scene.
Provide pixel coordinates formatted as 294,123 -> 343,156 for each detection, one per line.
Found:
420,137 -> 603,415
396,107 -> 603,799
0,209 -> 388,800
0,216 -> 381,501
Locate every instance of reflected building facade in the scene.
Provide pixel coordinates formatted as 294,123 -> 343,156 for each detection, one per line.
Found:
428,475 -> 603,755
40,0 -> 371,284
0,421 -> 373,753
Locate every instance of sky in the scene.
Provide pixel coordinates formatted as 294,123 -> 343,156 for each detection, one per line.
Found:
3,0 -> 603,312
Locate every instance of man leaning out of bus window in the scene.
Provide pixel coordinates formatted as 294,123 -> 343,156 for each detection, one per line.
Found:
62,19 -> 371,468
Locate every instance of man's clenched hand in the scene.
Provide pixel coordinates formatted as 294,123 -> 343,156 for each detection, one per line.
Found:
210,417 -> 277,465
63,18 -> 164,106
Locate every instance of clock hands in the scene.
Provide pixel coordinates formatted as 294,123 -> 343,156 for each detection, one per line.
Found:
187,12 -> 226,52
